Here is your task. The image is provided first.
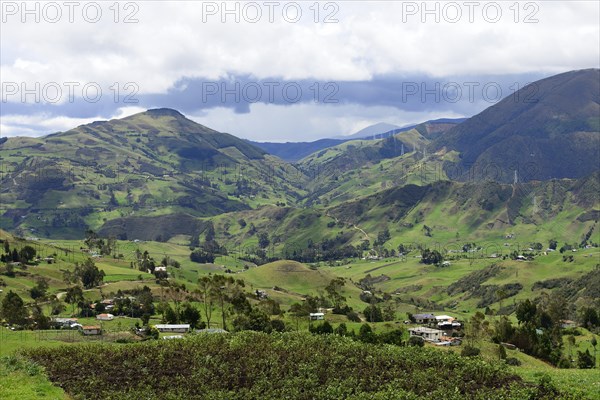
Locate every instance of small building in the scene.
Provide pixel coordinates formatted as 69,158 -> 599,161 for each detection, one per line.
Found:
81,326 -> 102,335
154,266 -> 167,272
51,317 -> 79,329
560,320 -> 577,329
413,313 -> 435,324
409,327 -> 444,342
435,315 -> 462,329
96,313 -> 114,321
196,328 -> 229,334
155,324 -> 190,333
435,315 -> 454,323
309,312 -> 325,321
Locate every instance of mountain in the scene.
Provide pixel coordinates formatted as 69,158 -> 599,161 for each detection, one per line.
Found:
248,138 -> 348,162
211,172 -> 599,253
296,119 -> 464,205
336,118 -> 466,141
0,108 -> 305,239
433,69 -> 600,182
247,118 -> 464,162
338,122 -> 400,140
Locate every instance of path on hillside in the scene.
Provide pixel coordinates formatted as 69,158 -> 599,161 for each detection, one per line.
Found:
325,212 -> 370,240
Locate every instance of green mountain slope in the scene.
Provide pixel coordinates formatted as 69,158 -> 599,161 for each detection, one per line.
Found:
433,68 -> 600,182
0,109 -> 306,239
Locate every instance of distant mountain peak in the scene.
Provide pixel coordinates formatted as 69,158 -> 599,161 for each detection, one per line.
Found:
340,122 -> 401,140
143,108 -> 186,118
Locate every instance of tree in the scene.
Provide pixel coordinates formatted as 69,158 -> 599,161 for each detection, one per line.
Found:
549,239 -> 558,250
11,248 -> 19,262
0,291 -> 27,326
376,228 -> 391,246
420,249 -> 443,265
190,249 -> 215,264
30,277 -> 49,300
30,304 -> 50,330
591,336 -> 598,368
164,305 -> 179,324
577,350 -> 595,369
335,323 -> 348,336
232,308 -> 272,333
325,278 -> 346,311
3,240 -> 9,254
408,335 -> 424,347
465,312 -> 486,348
204,223 -> 216,242
73,258 -> 105,289
516,299 -> 537,325
358,323 -> 376,343
497,344 -> 507,360
258,232 -> 270,249
363,305 -> 383,323
210,275 -> 245,331
310,321 -> 333,335
49,295 -> 66,316
197,277 -> 214,328
580,307 -> 599,329
19,245 -> 36,263
180,302 -> 202,329
65,286 -> 84,315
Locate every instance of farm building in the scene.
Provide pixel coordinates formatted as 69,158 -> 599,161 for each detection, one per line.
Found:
81,326 -> 102,335
409,327 -> 444,342
155,324 -> 190,333
309,313 -> 325,321
196,328 -> 229,334
435,315 -> 462,329
413,313 -> 435,324
96,313 -> 114,321
51,318 -> 80,329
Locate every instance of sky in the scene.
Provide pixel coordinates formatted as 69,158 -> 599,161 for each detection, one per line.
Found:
1,1 -> 599,142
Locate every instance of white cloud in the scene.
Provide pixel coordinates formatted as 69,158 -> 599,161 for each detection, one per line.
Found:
1,1 -> 598,139
0,106 -> 147,137
2,1 -> 598,93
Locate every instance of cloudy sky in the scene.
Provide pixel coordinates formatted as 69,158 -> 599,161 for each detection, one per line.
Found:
1,1 -> 598,141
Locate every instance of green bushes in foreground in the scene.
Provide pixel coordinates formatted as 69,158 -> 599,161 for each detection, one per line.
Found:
23,332 -> 580,400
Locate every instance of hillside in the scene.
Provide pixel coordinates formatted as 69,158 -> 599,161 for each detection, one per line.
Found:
248,138 -> 348,162
433,68 -> 600,182
0,109 -> 306,239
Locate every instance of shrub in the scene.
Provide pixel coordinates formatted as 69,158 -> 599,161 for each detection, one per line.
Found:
461,345 -> 481,357
497,344 -> 507,360
23,331 -> 574,399
346,311 -> 361,322
407,336 -> 424,347
505,357 -> 521,366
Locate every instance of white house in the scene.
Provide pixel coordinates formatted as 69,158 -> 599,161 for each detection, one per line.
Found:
96,313 -> 114,321
81,326 -> 102,335
309,312 -> 325,321
155,324 -> 190,333
409,327 -> 444,342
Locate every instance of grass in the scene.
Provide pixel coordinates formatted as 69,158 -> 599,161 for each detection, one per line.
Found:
0,355 -> 69,399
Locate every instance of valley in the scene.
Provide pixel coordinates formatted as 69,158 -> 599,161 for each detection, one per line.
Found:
0,69 -> 599,399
